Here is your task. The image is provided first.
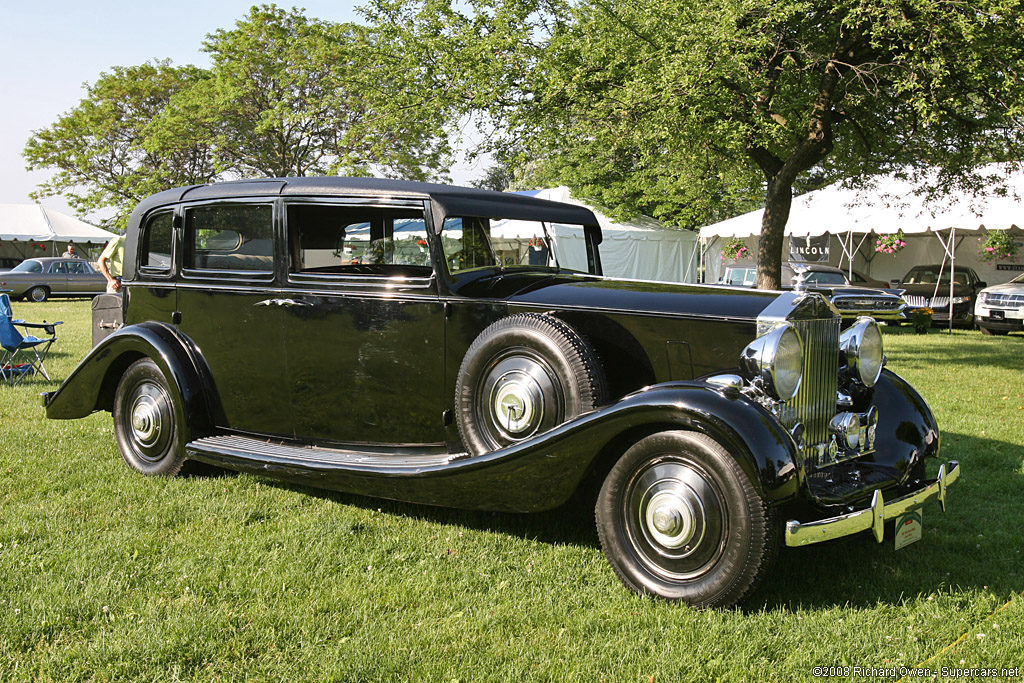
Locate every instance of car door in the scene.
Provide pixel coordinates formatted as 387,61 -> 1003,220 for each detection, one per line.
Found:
174,200 -> 293,437
47,260 -> 70,294
65,259 -> 102,295
280,200 -> 446,446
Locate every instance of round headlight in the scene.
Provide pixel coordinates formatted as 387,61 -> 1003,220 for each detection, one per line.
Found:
840,317 -> 884,387
739,323 -> 804,401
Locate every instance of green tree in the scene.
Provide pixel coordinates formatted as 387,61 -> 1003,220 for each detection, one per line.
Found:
23,61 -> 216,230
168,4 -> 452,179
365,0 -> 1024,287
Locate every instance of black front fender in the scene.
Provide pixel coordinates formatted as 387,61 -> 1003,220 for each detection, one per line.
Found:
376,381 -> 804,512
44,322 -> 221,437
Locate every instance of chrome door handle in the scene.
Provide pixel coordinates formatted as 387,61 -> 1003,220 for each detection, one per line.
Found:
254,298 -> 311,308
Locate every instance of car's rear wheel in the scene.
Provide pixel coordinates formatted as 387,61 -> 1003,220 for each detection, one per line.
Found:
113,358 -> 188,477
596,430 -> 778,608
455,313 -> 606,455
26,286 -> 49,302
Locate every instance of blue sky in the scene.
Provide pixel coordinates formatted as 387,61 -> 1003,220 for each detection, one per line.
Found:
0,1 -> 485,217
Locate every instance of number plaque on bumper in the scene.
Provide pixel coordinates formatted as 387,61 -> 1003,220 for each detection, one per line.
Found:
784,461 -> 959,547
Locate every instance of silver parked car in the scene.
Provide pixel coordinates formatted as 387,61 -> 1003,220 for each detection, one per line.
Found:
0,257 -> 107,302
975,272 -> 1024,335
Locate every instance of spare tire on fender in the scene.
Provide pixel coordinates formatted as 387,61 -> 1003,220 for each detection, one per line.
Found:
455,313 -> 607,455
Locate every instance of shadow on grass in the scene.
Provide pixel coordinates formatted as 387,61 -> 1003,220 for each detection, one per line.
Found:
196,428 -> 1023,610
748,430 -> 1024,611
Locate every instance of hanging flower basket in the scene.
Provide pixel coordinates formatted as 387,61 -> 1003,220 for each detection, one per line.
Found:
720,237 -> 750,263
977,231 -> 1018,263
875,231 -> 906,255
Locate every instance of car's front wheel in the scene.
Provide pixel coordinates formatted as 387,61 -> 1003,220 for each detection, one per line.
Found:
113,358 -> 188,476
26,286 -> 49,302
596,430 -> 778,608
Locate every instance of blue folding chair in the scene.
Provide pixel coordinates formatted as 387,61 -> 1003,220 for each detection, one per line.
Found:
0,293 -> 62,385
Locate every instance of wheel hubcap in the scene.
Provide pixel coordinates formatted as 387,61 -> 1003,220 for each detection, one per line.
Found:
122,379 -> 174,462
478,353 -> 564,446
625,458 -> 726,580
491,372 -> 542,436
646,492 -> 697,548
130,397 -> 162,447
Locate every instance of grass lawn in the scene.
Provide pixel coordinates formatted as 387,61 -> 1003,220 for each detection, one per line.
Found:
2,299 -> 1022,682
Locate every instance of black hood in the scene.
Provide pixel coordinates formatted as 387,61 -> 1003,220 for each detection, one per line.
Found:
458,270 -> 779,322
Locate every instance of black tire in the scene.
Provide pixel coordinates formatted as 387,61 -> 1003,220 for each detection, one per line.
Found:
113,358 -> 188,477
596,430 -> 778,608
979,326 -> 1008,336
455,313 -> 606,455
26,286 -> 49,302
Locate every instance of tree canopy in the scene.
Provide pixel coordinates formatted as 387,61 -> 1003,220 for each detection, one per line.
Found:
25,5 -> 453,229
365,0 -> 1024,287
23,61 -> 216,230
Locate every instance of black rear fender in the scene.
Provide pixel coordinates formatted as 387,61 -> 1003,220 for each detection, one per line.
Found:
44,322 -> 221,437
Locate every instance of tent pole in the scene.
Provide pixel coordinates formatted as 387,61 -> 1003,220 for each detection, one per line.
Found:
949,227 -> 955,333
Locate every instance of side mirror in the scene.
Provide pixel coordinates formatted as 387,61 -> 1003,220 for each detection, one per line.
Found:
889,279 -> 901,288
977,281 -> 987,289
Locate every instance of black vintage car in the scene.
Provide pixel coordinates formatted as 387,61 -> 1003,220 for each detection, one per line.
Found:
44,178 -> 960,608
895,264 -> 987,327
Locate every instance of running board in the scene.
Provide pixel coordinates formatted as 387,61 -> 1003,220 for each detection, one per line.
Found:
186,435 -> 457,473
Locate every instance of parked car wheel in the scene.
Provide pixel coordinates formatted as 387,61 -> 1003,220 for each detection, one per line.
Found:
113,358 -> 187,477
596,430 -> 778,607
979,326 -> 1009,336
455,313 -> 606,455
26,286 -> 49,302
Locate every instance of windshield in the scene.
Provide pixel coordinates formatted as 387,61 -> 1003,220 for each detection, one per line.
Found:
804,271 -> 847,286
440,216 -> 594,275
11,259 -> 42,273
903,267 -> 970,286
1011,273 -> 1024,284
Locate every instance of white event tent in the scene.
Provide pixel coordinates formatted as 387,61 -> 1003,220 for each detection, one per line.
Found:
1,204 -> 117,261
515,187 -> 699,282
698,164 -> 1024,294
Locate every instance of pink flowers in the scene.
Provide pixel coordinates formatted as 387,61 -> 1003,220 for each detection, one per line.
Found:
875,232 -> 906,255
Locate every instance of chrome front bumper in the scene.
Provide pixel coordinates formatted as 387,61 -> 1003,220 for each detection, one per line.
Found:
785,461 -> 960,547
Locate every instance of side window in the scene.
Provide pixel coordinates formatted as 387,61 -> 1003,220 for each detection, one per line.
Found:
66,261 -> 88,275
186,204 -> 274,274
288,204 -> 431,277
140,211 -> 174,273
441,217 -> 497,273
50,261 -> 68,274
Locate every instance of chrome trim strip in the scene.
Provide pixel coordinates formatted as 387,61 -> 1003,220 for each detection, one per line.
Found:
785,460 -> 960,546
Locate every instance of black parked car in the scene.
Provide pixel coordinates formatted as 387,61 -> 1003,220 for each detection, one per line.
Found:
45,178 -> 960,608
721,263 -> 907,323
781,263 -> 907,323
895,264 -> 987,327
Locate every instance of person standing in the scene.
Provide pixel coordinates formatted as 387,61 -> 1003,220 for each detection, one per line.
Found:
64,242 -> 80,258
98,235 -> 125,293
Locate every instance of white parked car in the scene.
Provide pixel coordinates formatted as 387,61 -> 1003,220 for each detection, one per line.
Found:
974,272 -> 1024,335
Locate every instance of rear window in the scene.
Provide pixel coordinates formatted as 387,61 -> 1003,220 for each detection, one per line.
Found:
11,260 -> 42,273
185,204 -> 274,274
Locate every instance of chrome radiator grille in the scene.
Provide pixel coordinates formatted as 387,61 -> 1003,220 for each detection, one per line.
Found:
904,295 -> 949,309
777,317 -> 840,470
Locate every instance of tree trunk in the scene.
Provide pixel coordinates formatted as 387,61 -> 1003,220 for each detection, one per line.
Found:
756,179 -> 793,290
